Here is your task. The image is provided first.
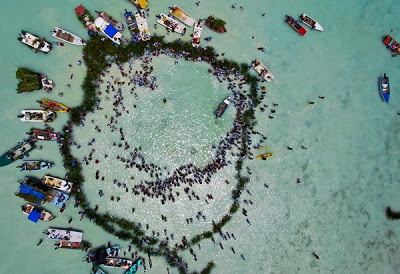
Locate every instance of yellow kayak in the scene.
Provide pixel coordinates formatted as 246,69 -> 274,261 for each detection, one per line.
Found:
256,153 -> 274,159
257,146 -> 270,150
38,99 -> 70,112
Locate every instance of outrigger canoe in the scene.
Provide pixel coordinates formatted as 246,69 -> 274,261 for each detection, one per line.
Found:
379,73 -> 390,103
38,99 -> 70,112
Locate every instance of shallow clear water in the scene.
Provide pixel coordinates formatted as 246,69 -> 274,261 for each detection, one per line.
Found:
1,0 -> 400,273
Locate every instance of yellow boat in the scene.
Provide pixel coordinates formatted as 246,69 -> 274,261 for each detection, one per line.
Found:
38,99 -> 70,112
257,146 -> 270,150
256,153 -> 274,159
130,0 -> 148,9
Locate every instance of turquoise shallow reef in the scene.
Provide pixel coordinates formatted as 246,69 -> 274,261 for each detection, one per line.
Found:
0,0 -> 399,273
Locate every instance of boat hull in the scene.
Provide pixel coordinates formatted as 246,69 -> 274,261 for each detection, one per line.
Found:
157,13 -> 186,35
192,23 -> 203,47
19,160 -> 53,171
19,31 -> 52,53
0,140 -> 36,167
214,97 -> 231,118
383,35 -> 400,55
39,99 -> 70,112
252,60 -> 274,82
134,10 -> 151,41
20,110 -> 56,122
285,15 -> 306,35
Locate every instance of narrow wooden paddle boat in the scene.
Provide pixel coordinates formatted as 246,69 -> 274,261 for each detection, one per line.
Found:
379,73 -> 390,103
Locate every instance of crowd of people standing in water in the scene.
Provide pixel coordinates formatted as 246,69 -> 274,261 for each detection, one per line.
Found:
60,42 -> 293,270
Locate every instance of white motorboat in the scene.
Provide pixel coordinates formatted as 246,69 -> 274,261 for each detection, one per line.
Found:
170,5 -> 196,27
19,31 -> 52,53
252,59 -> 274,82
192,22 -> 203,47
299,14 -> 324,31
51,27 -> 86,46
134,9 -> 151,41
94,17 -> 122,45
19,110 -> 56,122
42,175 -> 73,194
96,11 -> 125,33
157,13 -> 186,35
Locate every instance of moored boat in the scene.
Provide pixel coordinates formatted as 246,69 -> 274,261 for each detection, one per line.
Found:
94,17 -> 122,45
46,228 -> 83,242
157,13 -> 186,35
383,35 -> 400,55
18,30 -> 52,53
51,27 -> 86,46
18,160 -> 54,171
256,153 -> 274,159
252,60 -> 274,82
105,258 -> 133,269
0,139 -> 36,167
170,5 -> 196,27
42,175 -> 73,194
379,73 -> 390,103
205,16 -> 227,33
214,97 -> 231,118
192,22 -> 203,48
129,0 -> 148,9
16,181 -> 47,205
57,240 -> 82,249
21,203 -> 54,222
299,14 -> 324,31
124,10 -> 140,42
285,15 -> 306,36
134,9 -> 151,41
29,128 -> 62,141
125,258 -> 142,274
19,110 -> 56,122
16,68 -> 55,93
38,99 -> 70,112
96,11 -> 125,33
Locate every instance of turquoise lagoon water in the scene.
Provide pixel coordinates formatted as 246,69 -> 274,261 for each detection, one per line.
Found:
1,0 -> 400,273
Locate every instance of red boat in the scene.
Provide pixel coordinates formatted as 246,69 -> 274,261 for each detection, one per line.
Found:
285,15 -> 306,36
383,35 -> 400,55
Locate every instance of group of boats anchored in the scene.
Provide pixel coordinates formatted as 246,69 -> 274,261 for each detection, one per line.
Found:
285,13 -> 324,36
17,98 -> 69,123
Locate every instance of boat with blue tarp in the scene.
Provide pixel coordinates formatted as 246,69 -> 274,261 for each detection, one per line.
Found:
379,73 -> 390,103
21,203 -> 54,222
16,183 -> 46,205
214,97 -> 231,118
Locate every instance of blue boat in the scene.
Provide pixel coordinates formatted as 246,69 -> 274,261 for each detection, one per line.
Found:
125,258 -> 141,274
214,97 -> 231,118
379,73 -> 390,103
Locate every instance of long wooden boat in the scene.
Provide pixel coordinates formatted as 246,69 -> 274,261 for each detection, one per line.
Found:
157,13 -> 187,35
252,60 -> 274,82
134,9 -> 151,41
38,99 -> 70,112
94,17 -> 122,45
18,30 -> 52,53
285,15 -> 306,36
29,128 -> 62,141
170,5 -> 196,27
205,16 -> 227,33
0,139 -> 36,167
58,240 -> 82,249
18,160 -> 54,171
256,153 -> 274,159
46,228 -> 83,242
379,73 -> 390,103
51,27 -> 86,46
124,10 -> 140,42
42,175 -> 73,194
383,35 -> 400,55
192,22 -> 203,48
21,203 -> 54,222
19,110 -> 56,122
299,14 -> 324,31
214,97 -> 231,118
